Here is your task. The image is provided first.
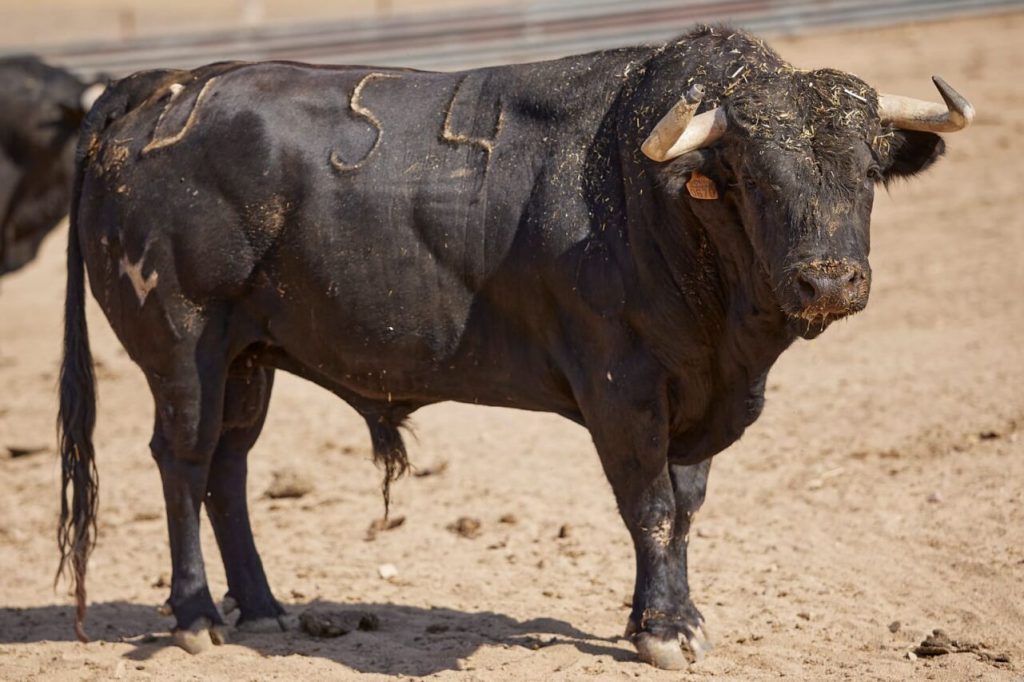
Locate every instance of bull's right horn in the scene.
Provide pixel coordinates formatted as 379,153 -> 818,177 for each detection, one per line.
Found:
80,83 -> 106,112
641,84 -> 728,162
878,76 -> 975,133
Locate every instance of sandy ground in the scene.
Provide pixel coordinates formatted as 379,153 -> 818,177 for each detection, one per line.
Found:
1,12 -> 1023,682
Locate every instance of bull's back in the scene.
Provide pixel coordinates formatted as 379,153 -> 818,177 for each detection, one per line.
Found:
76,54 -> 636,399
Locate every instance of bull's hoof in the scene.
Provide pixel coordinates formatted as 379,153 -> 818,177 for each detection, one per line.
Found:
633,621 -> 712,669
685,621 -> 713,661
635,632 -> 688,669
220,594 -> 238,616
172,617 -> 228,654
236,615 -> 291,633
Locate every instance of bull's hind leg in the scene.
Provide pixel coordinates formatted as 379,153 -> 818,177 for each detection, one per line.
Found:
204,361 -> 287,631
147,338 -> 231,653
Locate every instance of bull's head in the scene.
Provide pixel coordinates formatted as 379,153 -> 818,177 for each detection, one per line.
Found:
642,71 -> 973,338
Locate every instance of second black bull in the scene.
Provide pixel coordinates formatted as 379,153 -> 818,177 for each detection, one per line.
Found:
57,25 -> 972,669
0,57 -> 102,276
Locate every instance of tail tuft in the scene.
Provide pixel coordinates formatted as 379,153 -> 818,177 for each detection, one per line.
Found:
366,416 -> 410,518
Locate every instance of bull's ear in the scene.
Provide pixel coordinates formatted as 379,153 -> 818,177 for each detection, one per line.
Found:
882,129 -> 945,182
657,150 -> 711,195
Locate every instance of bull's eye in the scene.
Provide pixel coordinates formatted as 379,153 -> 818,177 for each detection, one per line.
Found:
866,165 -> 883,184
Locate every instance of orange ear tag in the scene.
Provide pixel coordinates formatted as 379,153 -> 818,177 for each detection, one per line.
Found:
686,171 -> 719,200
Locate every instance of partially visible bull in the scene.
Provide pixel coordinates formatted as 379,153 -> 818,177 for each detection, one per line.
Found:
0,56 -> 103,276
57,26 -> 971,668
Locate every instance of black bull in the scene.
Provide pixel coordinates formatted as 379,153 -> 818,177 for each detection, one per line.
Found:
58,26 -> 961,668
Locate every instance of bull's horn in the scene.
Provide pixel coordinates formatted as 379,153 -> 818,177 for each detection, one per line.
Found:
658,107 -> 728,159
80,83 -> 106,112
878,76 -> 974,133
641,84 -> 728,162
642,84 -> 705,161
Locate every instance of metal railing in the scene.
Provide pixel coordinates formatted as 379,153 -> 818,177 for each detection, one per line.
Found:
7,0 -> 1023,77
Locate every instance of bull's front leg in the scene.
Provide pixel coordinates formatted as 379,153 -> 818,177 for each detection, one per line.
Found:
576,379 -> 711,669
669,459 -> 712,644
622,458 -> 713,664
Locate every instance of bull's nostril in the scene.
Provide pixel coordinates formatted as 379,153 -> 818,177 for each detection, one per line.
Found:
843,266 -> 868,284
797,275 -> 818,303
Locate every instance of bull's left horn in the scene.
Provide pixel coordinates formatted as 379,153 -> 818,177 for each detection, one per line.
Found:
641,86 -> 728,162
878,76 -> 975,133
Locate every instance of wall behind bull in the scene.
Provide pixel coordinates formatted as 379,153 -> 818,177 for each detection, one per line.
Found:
0,0 -> 517,49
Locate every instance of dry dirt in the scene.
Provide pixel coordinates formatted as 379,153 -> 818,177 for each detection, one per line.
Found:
1,12 -> 1023,682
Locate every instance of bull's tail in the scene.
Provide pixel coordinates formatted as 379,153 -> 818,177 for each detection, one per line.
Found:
55,142 -> 97,644
366,415 -> 410,518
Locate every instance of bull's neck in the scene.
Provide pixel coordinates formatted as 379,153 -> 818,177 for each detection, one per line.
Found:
627,197 -> 796,386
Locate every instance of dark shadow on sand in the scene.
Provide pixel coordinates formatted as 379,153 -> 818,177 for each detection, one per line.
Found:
0,600 -> 635,676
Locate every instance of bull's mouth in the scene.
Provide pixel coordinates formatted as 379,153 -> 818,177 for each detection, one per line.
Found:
785,305 -> 863,339
788,312 -> 839,339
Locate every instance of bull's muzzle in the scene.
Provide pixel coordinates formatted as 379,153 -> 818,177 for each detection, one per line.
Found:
794,260 -> 870,318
